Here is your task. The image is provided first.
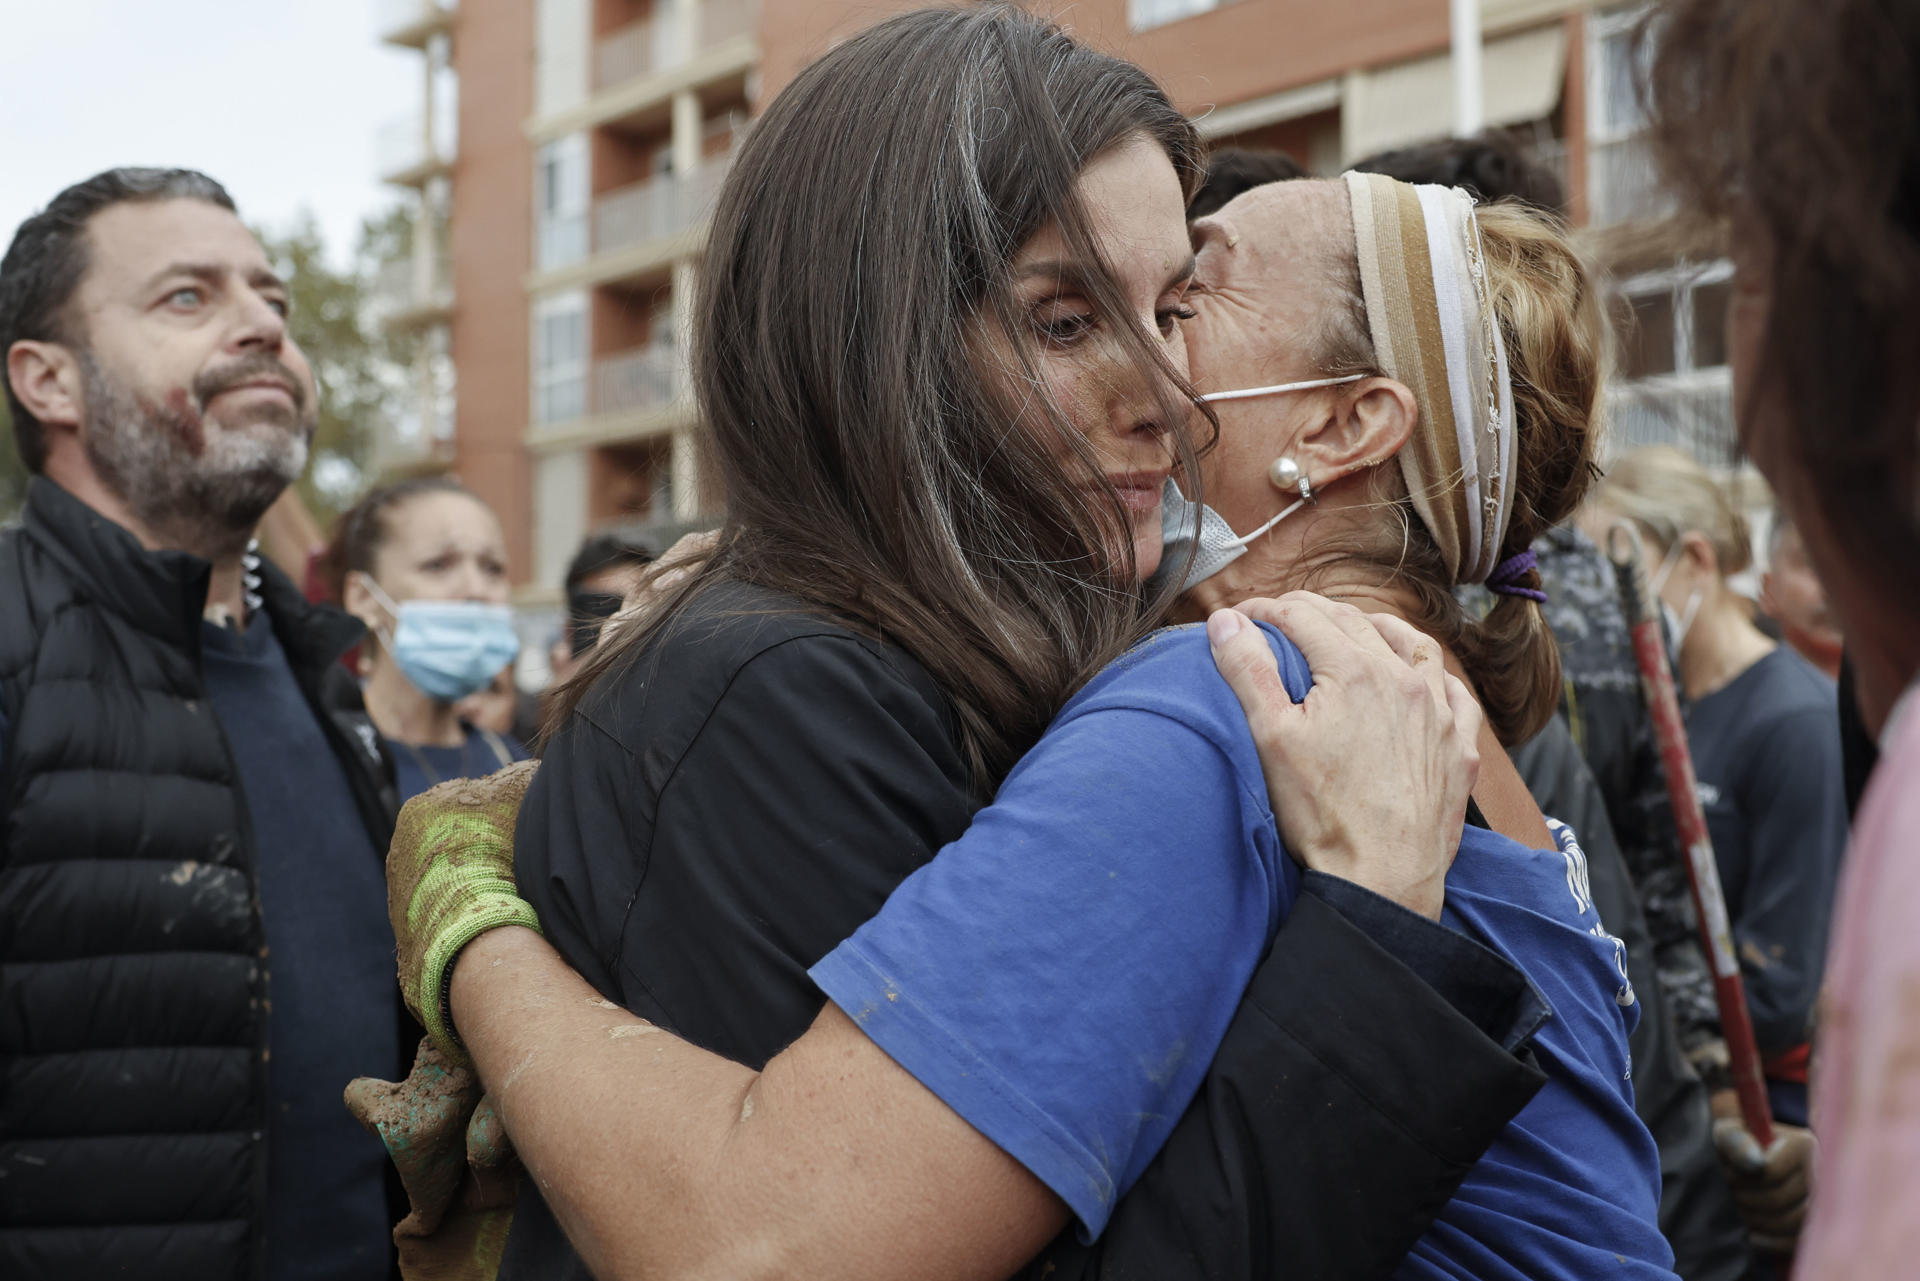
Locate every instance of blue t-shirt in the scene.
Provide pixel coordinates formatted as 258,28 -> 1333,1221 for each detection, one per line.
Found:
201,617 -> 399,1281
388,723 -> 529,802
811,623 -> 1674,1279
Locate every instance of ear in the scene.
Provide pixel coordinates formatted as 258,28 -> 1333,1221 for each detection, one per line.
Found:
6,339 -> 84,433
340,572 -> 386,636
1680,529 -> 1722,579
1294,377 -> 1416,487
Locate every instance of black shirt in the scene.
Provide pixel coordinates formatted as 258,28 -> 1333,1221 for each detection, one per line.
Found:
1686,645 -> 1848,1119
200,616 -> 397,1281
502,581 -> 972,1276
500,579 -> 1548,1278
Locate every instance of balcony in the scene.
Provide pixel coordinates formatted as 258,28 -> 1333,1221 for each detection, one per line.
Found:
375,253 -> 455,330
527,343 -> 695,453
377,111 -> 457,187
596,0 -> 754,89
1589,135 -> 1674,229
531,0 -> 756,143
529,158 -> 728,292
1605,369 -> 1737,464
377,0 -> 455,48
595,343 -> 685,418
594,159 -> 728,259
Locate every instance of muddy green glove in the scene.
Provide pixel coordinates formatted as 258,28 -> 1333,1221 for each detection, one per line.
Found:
387,760 -> 543,1058
346,1037 -> 519,1280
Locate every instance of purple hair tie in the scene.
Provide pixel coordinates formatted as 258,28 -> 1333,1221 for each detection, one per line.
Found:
1487,550 -> 1548,603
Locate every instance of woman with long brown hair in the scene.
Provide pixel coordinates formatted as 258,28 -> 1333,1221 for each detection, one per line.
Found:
379,7 -> 1665,1278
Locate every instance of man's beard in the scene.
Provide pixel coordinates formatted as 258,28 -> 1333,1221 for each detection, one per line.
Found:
80,350 -> 316,557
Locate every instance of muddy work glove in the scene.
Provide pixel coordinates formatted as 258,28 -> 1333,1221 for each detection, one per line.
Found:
1712,1116 -> 1815,1255
347,1038 -> 520,1281
388,760 -> 543,1060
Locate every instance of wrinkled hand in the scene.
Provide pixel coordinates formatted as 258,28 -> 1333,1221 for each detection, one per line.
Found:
346,1037 -> 520,1278
388,760 -> 543,1059
1205,592 -> 1482,920
1712,1115 -> 1815,1255
602,528 -> 721,648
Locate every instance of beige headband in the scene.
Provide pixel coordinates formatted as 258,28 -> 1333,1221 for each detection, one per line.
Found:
1344,170 -> 1516,585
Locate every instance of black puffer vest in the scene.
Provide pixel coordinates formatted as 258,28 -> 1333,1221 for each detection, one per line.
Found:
0,478 -> 399,1281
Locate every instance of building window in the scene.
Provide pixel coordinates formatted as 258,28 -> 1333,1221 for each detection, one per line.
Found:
1129,0 -> 1222,33
1589,7 -> 1651,140
533,291 -> 589,426
536,134 -> 589,270
1609,262 -> 1737,459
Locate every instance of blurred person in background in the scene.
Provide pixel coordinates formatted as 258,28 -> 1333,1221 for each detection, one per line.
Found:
456,664 -> 543,753
549,531 -> 654,686
0,168 -> 405,1281
1645,0 -> 1920,1270
1352,131 -> 1570,215
326,474 -> 529,800
1592,445 -> 1847,1140
1760,514 -> 1843,680
1184,145 -> 1306,218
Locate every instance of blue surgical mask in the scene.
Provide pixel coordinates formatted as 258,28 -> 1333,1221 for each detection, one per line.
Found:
1148,374 -> 1366,595
356,573 -> 520,703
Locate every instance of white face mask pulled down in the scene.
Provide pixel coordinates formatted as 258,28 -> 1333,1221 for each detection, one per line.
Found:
1648,541 -> 1706,651
1148,375 -> 1366,596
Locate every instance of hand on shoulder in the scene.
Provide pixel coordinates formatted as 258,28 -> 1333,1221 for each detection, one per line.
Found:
1205,592 -> 1481,920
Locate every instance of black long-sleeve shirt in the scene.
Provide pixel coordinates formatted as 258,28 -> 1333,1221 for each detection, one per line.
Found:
501,580 -> 1544,1278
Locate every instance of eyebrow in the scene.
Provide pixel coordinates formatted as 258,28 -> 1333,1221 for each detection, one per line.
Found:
142,261 -> 288,295
1014,252 -> 1198,292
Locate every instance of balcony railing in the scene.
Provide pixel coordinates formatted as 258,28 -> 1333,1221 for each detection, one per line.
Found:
1605,369 -> 1737,464
592,158 -> 730,257
1589,134 -> 1674,229
375,252 -> 454,323
377,0 -> 456,45
377,111 -> 457,184
594,0 -> 756,90
595,343 -> 685,417
595,12 -> 683,89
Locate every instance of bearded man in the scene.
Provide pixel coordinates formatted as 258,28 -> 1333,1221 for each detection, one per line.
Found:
0,169 -> 407,1281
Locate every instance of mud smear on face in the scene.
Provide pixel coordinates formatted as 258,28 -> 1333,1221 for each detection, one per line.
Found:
158,387 -> 208,457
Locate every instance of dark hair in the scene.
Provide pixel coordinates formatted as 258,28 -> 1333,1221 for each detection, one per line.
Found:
565,532 -> 655,592
1350,133 -> 1567,216
1188,146 -> 1309,219
319,473 -> 473,603
1645,0 -> 1920,689
554,6 -> 1206,789
0,168 -> 236,472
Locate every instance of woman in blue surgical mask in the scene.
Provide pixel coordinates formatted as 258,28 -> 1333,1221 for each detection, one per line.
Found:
328,474 -> 529,801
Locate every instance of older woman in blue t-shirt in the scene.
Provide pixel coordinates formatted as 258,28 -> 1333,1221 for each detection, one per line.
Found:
390,169 -> 1673,1281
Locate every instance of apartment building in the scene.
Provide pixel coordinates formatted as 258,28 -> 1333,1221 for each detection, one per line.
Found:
379,0 -> 1718,608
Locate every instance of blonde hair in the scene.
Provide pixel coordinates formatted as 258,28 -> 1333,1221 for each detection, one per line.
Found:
1319,199 -> 1610,745
1594,444 -> 1753,578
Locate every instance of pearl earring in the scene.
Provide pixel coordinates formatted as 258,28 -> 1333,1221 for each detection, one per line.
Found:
1267,456 -> 1315,504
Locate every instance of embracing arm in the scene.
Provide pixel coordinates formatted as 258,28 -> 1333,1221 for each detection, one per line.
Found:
451,925 -> 1065,1281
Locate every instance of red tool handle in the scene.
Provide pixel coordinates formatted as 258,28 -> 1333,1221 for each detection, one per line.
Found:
1608,525 -> 1776,1149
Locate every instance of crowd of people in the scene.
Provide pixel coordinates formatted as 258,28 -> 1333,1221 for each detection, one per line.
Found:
0,0 -> 1913,1278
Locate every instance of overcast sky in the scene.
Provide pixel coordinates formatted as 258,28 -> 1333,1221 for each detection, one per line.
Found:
2,0 -> 423,269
